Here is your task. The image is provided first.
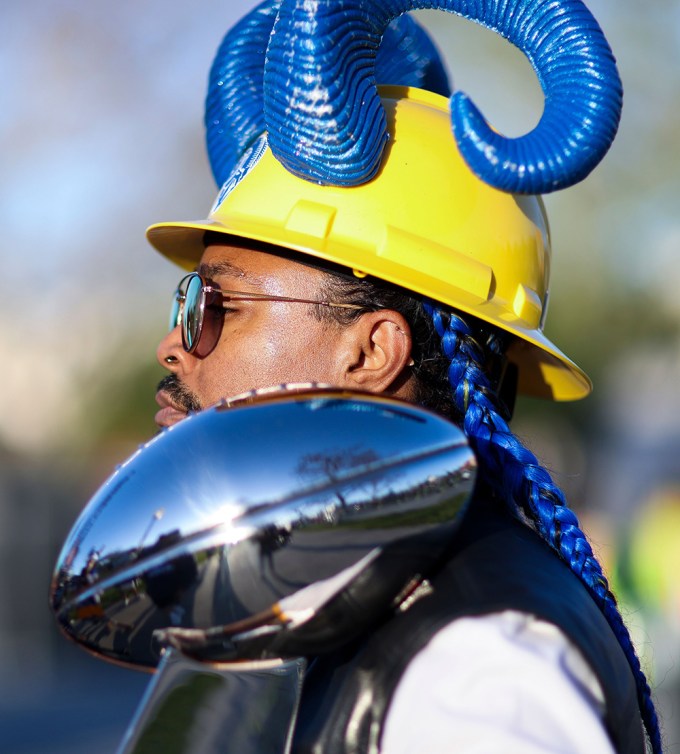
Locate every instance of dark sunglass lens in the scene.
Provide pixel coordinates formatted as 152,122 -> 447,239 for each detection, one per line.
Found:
183,274 -> 204,352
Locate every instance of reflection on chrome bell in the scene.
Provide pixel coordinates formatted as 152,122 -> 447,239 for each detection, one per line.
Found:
50,386 -> 476,669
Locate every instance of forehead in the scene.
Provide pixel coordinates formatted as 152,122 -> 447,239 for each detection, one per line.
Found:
197,242 -> 329,293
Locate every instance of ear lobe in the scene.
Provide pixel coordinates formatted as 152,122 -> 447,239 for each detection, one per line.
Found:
343,310 -> 414,396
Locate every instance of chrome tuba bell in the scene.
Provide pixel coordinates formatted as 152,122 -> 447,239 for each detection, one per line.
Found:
51,387 -> 476,669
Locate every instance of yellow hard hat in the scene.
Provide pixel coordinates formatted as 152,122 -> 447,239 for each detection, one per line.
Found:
147,85 -> 591,402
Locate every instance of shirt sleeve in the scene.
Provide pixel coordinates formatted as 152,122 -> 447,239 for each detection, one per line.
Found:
380,610 -> 616,754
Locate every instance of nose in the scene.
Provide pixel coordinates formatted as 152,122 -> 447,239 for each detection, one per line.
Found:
157,326 -> 187,372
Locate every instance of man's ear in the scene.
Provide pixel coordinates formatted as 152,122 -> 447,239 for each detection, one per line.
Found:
339,310 -> 415,396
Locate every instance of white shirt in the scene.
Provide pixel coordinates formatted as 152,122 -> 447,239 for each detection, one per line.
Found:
381,610 -> 615,754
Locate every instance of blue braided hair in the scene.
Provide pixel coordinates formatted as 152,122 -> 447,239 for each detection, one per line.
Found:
423,302 -> 662,754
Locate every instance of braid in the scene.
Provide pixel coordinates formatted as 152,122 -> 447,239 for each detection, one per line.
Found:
424,303 -> 662,754
309,260 -> 661,749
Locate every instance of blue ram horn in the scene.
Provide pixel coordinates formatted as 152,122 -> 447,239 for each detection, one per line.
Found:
205,0 -> 280,188
263,0 -> 622,193
377,14 -> 451,97
206,1 -> 450,187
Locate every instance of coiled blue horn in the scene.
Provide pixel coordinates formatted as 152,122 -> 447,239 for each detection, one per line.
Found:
263,0 -> 623,193
205,0 -> 280,187
377,14 -> 451,97
205,2 -> 450,186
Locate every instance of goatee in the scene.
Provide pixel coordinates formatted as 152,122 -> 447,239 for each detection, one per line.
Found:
156,374 -> 203,414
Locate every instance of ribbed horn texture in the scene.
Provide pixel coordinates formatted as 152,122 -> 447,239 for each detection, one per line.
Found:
206,3 -> 449,187
263,1 -> 390,186
263,0 -> 623,193
205,0 -> 280,186
375,14 -> 451,97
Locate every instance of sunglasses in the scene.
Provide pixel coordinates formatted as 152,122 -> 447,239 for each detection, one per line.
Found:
169,272 -> 365,355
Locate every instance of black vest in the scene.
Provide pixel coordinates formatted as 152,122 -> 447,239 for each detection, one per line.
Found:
292,497 -> 645,754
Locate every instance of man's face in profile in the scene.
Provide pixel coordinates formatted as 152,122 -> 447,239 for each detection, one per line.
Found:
155,241 -> 417,429
154,243 -> 352,428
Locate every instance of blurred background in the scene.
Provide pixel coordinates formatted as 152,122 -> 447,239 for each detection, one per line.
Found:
1,0 -> 678,751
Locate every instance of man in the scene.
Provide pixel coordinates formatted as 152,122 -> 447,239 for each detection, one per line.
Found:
144,1 -> 662,752
154,240 -> 419,428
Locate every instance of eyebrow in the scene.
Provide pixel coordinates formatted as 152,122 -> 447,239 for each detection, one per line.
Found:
197,260 -> 267,289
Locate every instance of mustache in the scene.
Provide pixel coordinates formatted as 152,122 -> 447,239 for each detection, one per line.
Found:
157,374 -> 203,414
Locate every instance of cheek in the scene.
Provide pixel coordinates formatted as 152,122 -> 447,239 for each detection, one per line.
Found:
194,312 -> 340,404
253,316 -> 341,387
192,328 -> 258,402
256,319 -> 317,378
